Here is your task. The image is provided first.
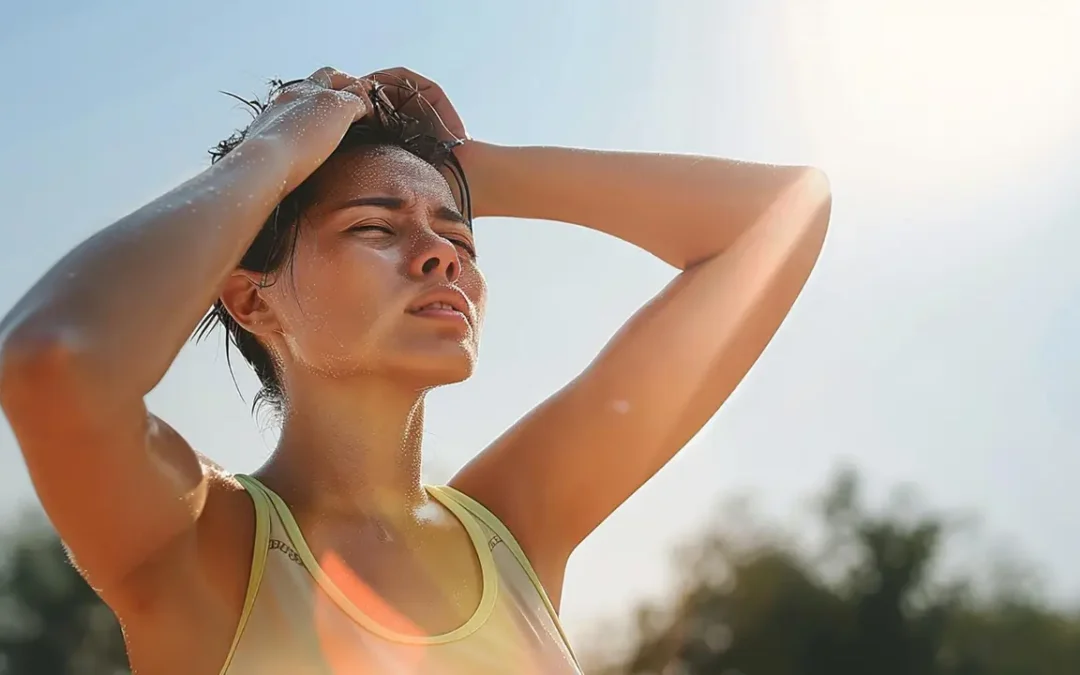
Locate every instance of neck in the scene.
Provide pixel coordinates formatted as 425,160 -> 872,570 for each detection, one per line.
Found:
258,373 -> 430,518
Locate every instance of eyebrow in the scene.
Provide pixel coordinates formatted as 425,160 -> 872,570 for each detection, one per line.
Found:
334,196 -> 468,226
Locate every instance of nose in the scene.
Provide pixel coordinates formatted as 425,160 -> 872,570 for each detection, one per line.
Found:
406,231 -> 461,283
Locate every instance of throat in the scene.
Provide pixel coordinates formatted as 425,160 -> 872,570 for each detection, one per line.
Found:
263,380 -> 430,513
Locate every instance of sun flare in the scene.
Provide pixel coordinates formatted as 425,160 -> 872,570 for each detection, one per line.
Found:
783,0 -> 1080,187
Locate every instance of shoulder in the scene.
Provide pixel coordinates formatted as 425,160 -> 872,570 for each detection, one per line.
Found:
195,458 -> 259,592
110,458 -> 261,673
119,457 -> 256,614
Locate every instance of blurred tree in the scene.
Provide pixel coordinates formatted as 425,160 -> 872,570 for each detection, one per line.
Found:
591,469 -> 1080,675
0,512 -> 127,675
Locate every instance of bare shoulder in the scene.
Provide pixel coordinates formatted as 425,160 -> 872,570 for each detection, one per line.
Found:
118,457 -> 255,610
195,458 -> 258,593
116,457 -> 259,674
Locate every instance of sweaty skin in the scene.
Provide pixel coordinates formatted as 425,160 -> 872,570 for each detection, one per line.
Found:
0,66 -> 831,674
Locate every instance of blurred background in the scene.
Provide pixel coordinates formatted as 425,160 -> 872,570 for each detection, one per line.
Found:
2,0 -> 1079,672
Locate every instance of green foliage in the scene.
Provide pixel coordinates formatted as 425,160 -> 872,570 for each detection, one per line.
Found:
593,469 -> 1080,675
0,512 -> 127,675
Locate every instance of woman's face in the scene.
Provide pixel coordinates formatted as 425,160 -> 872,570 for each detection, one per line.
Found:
259,145 -> 486,388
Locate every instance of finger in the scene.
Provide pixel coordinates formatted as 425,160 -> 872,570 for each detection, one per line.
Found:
309,66 -> 367,92
270,77 -> 317,105
341,81 -> 375,121
413,95 -> 464,143
271,72 -> 337,106
370,67 -> 442,103
272,67 -> 369,109
421,90 -> 467,142
370,66 -> 428,88
370,67 -> 467,140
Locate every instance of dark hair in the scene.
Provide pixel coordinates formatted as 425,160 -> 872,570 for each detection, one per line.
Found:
193,77 -> 472,413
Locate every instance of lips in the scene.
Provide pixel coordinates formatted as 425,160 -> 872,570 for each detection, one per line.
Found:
407,287 -> 472,324
415,300 -> 459,312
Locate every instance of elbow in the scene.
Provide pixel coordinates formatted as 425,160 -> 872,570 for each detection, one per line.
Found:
793,167 -> 832,265
801,165 -> 831,192
688,167 -> 832,270
801,167 -> 833,230
782,166 -> 832,252
0,323 -> 90,411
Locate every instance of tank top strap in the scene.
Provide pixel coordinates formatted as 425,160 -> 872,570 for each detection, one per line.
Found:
219,474 -> 273,675
425,485 -> 578,665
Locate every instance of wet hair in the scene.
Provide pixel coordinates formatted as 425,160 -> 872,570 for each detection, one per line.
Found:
193,77 -> 472,414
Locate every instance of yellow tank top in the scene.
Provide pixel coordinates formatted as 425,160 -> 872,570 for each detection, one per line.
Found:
217,475 -> 581,674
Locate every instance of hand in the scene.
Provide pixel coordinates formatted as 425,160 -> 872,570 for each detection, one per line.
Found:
365,66 -> 487,210
241,67 -> 373,194
366,67 -> 468,145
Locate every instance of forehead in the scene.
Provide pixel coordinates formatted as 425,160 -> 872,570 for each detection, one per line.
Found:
310,145 -> 457,208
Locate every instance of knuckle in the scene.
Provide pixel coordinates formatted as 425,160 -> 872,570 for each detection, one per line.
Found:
310,86 -> 340,103
311,86 -> 359,108
274,79 -> 306,98
309,66 -> 340,87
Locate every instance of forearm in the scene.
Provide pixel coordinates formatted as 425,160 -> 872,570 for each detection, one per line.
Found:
0,138 -> 291,398
463,141 -> 825,269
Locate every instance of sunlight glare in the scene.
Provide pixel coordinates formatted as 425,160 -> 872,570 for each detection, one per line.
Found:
784,0 -> 1080,188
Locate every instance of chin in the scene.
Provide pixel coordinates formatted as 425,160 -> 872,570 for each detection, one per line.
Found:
391,347 -> 477,388
408,363 -> 474,389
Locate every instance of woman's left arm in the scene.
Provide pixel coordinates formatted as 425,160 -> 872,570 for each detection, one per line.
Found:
451,141 -> 832,607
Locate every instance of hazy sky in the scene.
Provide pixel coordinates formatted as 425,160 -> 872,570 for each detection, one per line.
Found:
2,0 -> 1079,648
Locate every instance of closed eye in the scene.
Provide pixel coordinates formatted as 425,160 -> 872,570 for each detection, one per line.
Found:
347,223 -> 394,234
447,237 -> 477,259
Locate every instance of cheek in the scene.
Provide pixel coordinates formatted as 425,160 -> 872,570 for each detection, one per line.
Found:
460,265 -> 488,324
278,244 -> 402,349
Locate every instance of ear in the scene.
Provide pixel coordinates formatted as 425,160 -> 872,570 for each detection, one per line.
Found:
219,270 -> 281,337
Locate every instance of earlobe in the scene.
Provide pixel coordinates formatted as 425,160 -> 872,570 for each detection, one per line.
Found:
219,271 -> 280,337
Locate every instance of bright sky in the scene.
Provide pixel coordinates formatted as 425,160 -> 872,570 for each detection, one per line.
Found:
2,0 -> 1080,651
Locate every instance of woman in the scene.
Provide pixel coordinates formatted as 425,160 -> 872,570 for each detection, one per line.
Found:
0,67 -> 831,674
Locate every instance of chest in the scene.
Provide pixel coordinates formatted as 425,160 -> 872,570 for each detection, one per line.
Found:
226,544 -> 580,675
295,516 -> 487,636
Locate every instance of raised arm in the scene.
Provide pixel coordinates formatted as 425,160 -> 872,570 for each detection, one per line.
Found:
451,141 -> 832,606
0,69 -> 369,603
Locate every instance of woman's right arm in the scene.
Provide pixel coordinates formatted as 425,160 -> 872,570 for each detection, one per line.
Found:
0,68 -> 368,605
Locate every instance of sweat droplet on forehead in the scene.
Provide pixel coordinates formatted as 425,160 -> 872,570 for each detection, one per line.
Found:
314,146 -> 457,211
